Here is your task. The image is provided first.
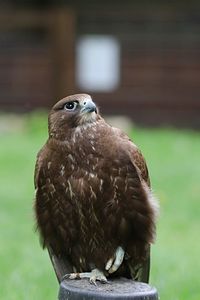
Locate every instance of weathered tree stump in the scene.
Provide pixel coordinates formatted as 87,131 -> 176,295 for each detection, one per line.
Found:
58,278 -> 159,300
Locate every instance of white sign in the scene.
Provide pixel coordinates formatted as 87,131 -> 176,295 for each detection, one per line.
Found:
76,35 -> 120,92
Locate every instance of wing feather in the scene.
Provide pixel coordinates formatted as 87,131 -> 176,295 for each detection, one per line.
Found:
108,127 -> 158,282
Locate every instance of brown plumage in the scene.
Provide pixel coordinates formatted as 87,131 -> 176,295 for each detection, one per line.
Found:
34,94 -> 158,284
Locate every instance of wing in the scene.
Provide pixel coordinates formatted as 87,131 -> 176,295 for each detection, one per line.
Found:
112,126 -> 150,186
127,142 -> 152,282
34,144 -> 74,282
34,147 -> 44,189
109,128 -> 157,282
35,144 -> 75,250
129,147 -> 150,187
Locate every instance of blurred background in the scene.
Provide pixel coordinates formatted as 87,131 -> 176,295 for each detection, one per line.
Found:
0,1 -> 200,299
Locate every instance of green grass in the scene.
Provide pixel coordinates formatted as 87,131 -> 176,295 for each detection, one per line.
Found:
132,128 -> 200,300
0,113 -> 199,299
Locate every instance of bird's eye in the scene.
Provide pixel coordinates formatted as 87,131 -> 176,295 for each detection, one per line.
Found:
64,101 -> 77,111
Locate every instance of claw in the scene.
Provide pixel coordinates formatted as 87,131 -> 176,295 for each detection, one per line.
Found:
105,246 -> 125,274
105,257 -> 113,271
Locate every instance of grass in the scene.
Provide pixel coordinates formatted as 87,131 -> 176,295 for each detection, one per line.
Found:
132,128 -> 200,300
0,112 -> 200,299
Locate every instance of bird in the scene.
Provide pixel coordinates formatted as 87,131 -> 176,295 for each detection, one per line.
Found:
34,93 -> 158,285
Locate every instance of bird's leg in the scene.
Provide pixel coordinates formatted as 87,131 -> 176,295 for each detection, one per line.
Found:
105,246 -> 125,274
62,247 -> 125,284
63,268 -> 108,285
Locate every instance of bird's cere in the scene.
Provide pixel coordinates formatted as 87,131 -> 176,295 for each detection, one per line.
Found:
80,98 -> 97,114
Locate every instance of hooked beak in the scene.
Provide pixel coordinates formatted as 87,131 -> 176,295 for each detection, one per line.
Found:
80,99 -> 97,114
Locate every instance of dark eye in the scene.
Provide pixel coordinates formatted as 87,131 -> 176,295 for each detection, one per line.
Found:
64,101 -> 77,111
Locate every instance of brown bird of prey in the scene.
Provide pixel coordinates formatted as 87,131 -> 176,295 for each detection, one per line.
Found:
34,94 -> 158,284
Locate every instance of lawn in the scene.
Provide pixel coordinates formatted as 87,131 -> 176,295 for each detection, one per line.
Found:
0,112 -> 199,300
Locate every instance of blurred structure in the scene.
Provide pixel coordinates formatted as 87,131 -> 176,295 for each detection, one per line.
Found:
0,1 -> 200,127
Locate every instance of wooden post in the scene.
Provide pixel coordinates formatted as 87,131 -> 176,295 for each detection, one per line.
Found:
58,278 -> 159,300
49,7 -> 76,101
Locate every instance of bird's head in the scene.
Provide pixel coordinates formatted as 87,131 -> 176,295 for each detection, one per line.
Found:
48,94 -> 99,139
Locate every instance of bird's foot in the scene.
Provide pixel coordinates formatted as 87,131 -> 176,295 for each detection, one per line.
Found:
63,268 -> 108,285
105,246 -> 125,274
89,268 -> 108,285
